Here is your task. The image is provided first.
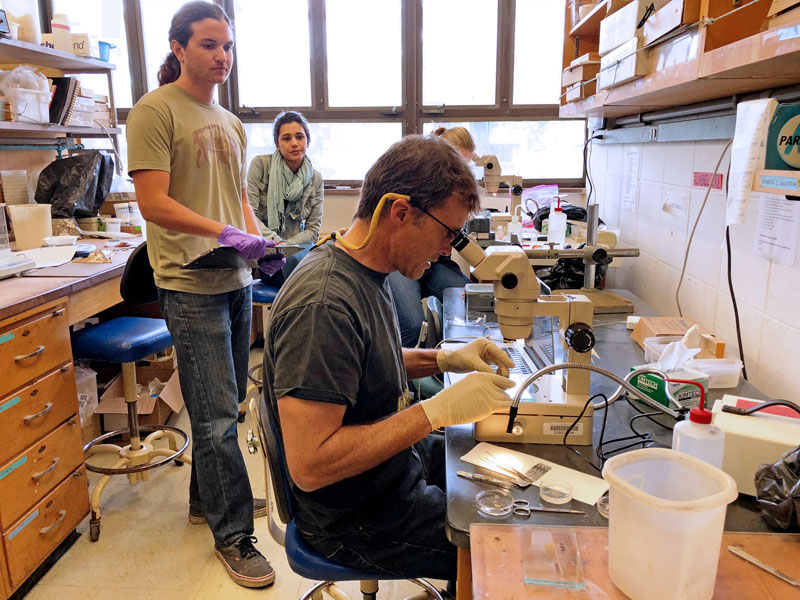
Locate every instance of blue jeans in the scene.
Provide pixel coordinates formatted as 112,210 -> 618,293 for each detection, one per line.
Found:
388,257 -> 470,347
301,435 -> 457,581
157,286 -> 254,546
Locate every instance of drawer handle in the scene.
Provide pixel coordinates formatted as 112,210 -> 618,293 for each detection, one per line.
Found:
39,510 -> 66,535
15,345 -> 46,362
23,402 -> 53,423
31,457 -> 60,481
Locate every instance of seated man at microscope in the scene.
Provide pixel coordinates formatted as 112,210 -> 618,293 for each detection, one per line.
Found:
263,135 -> 515,582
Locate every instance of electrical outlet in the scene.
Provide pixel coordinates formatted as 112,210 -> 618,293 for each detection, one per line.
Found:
648,127 -> 658,140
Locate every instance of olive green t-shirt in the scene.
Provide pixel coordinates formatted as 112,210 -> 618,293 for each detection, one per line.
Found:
126,83 -> 251,294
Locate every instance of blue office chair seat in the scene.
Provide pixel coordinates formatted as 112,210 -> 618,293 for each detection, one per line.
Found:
248,397 -> 444,600
76,243 -> 191,543
252,280 -> 280,304
72,316 -> 171,364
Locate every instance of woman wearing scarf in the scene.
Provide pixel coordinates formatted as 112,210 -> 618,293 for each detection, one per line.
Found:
247,111 -> 324,284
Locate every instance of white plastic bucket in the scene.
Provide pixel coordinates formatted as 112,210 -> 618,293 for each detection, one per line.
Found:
602,448 -> 738,600
8,204 -> 52,250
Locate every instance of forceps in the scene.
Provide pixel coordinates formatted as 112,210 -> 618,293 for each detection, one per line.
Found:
512,499 -> 585,517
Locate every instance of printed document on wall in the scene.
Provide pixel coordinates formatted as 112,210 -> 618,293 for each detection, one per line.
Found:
726,99 -> 778,226
623,146 -> 640,212
754,194 -> 799,266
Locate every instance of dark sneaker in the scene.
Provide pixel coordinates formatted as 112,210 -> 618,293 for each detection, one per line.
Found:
189,498 -> 268,524
214,535 -> 275,588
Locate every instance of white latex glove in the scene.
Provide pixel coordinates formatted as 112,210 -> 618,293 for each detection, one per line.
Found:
420,372 -> 515,430
437,337 -> 514,377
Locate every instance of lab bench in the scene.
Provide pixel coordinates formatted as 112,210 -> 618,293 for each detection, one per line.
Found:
0,238 -> 138,599
441,288 -> 780,600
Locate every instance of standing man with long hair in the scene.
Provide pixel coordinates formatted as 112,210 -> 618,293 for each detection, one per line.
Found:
126,1 -> 278,588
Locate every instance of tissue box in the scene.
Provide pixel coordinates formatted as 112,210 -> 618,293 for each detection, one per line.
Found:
629,365 -> 709,409
631,316 -> 725,358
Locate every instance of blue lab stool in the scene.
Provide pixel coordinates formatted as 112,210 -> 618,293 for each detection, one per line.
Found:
247,396 -> 444,600
73,242 -> 191,542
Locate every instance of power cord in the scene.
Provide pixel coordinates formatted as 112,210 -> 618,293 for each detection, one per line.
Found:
583,134 -> 603,207
721,399 -> 800,417
725,225 -> 748,380
562,392 -> 607,473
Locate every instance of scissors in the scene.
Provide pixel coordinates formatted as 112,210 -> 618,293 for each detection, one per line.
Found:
512,499 -> 585,517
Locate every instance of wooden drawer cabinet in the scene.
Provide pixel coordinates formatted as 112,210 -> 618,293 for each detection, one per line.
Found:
0,419 -> 84,530
0,364 -> 79,465
2,466 -> 89,590
0,307 -> 71,396
0,302 -> 88,598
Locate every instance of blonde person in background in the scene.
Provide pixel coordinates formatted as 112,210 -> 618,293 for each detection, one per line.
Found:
387,126 -> 476,351
247,111 -> 324,285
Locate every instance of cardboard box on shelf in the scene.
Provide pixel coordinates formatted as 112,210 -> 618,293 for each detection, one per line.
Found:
96,364 -> 184,433
598,37 -> 650,90
643,0 -> 702,46
631,316 -> 725,358
570,52 -> 601,67
768,5 -> 800,27
562,62 -> 601,87
599,0 -> 668,55
768,0 -> 800,17
565,80 -> 597,102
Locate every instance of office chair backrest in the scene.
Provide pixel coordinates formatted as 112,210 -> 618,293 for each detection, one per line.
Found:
424,296 -> 443,348
120,242 -> 158,305
257,395 -> 294,525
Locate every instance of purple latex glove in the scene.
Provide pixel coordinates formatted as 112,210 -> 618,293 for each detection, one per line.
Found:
259,255 -> 286,277
217,225 -> 269,259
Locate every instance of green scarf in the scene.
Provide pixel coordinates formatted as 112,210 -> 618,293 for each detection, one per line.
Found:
266,152 -> 313,234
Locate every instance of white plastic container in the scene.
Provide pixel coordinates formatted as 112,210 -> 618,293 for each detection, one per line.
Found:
546,200 -> 567,246
3,87 -> 51,124
8,204 -> 52,250
103,217 -> 122,232
51,14 -> 72,53
684,358 -> 742,389
113,202 -> 130,219
603,448 -> 738,600
673,413 -> 725,469
643,335 -> 682,363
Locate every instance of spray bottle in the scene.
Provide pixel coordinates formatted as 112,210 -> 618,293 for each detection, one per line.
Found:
546,197 -> 567,246
670,379 -> 725,468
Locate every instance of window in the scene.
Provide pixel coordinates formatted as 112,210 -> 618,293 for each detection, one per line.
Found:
326,0 -> 401,107
422,0 -> 498,106
513,0 -> 566,105
52,0 -> 132,107
423,120 -> 585,179
244,122 -> 403,181
232,0 -> 312,107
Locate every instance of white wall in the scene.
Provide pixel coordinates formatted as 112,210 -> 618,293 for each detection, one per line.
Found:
590,139 -> 800,402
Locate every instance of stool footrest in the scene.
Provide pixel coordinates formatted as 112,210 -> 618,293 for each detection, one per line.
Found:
84,424 -> 189,475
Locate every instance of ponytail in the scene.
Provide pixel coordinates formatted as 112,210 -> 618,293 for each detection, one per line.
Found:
157,52 -> 181,86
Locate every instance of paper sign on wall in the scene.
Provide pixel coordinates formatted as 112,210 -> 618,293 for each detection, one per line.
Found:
754,194 -> 799,265
623,146 -> 640,212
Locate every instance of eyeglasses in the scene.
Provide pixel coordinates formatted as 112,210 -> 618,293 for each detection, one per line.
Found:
412,204 -> 461,244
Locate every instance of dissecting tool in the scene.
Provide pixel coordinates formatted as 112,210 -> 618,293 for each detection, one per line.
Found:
728,546 -> 800,589
457,471 -> 514,488
512,499 -> 585,516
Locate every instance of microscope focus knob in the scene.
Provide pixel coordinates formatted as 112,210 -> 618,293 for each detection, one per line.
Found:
511,421 -> 524,436
591,247 -> 608,264
500,273 -> 518,290
564,322 -> 595,353
510,184 -> 523,196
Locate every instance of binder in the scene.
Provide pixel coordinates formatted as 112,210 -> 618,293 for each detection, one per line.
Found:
48,76 -> 78,125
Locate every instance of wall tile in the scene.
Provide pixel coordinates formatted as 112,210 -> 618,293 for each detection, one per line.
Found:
685,189 -> 726,286
589,141 -> 607,176
653,261 -> 682,317
630,252 -> 660,309
636,181 -> 662,257
692,140 -> 732,184
676,275 -> 717,332
603,175 -> 622,228
713,292 -> 764,380
606,143 -> 624,177
754,318 -> 800,400
663,142 -> 695,187
657,186 -> 690,269
640,142 -> 665,183
765,256 -> 800,331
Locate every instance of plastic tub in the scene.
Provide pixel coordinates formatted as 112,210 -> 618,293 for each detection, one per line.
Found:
3,87 -> 51,124
643,335 -> 683,364
8,204 -> 52,250
603,448 -> 737,600
103,217 -> 122,232
683,358 -> 742,389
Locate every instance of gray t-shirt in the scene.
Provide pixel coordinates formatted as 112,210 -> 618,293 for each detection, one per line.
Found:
264,242 -> 414,534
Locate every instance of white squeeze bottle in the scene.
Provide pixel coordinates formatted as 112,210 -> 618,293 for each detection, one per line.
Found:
671,382 -> 725,468
546,198 -> 566,246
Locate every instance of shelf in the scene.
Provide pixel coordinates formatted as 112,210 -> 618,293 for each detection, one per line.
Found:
570,0 -> 608,37
0,122 -> 120,136
0,38 -> 114,72
560,17 -> 800,119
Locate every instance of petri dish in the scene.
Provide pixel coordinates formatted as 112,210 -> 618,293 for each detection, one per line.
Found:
475,489 -> 514,517
539,478 -> 573,505
447,311 -> 486,328
597,491 -> 610,519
